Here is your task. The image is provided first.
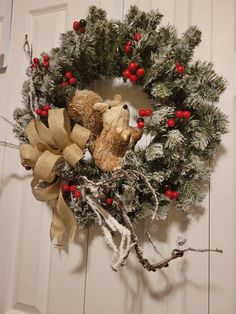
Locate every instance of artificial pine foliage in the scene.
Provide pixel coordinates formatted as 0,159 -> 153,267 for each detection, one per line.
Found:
14,5 -> 228,230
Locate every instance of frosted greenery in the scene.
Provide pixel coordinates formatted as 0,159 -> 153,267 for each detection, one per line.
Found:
13,5 -> 228,227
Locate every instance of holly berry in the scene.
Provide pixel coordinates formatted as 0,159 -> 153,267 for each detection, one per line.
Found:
73,21 -> 80,31
41,110 -> 48,117
31,64 -> 37,68
33,57 -> 39,64
36,108 -> 42,115
43,55 -> 50,62
79,19 -> 87,27
44,104 -> 51,111
74,190 -> 82,199
62,184 -> 70,192
128,62 -> 137,72
60,82 -> 68,88
69,77 -> 76,85
70,185 -> 77,193
182,110 -> 191,119
65,71 -> 73,79
145,108 -> 153,116
165,190 -> 173,198
137,121 -> 145,128
124,45 -> 131,54
123,69 -> 131,79
134,33 -> 141,41
42,61 -> 49,68
136,67 -> 145,77
171,191 -> 180,199
139,108 -> 146,117
137,117 -> 144,123
175,110 -> 183,118
176,64 -> 184,74
126,41 -> 132,46
129,74 -> 137,83
167,118 -> 175,127
78,26 -> 86,33
105,197 -> 113,205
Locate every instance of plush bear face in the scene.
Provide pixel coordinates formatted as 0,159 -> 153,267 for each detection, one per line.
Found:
94,95 -> 130,132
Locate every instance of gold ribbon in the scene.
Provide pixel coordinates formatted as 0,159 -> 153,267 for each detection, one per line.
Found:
19,108 -> 91,247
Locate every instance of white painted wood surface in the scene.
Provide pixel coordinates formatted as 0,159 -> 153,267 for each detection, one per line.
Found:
0,0 -> 235,313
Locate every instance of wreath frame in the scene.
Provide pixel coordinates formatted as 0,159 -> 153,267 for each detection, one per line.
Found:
12,5 -> 227,271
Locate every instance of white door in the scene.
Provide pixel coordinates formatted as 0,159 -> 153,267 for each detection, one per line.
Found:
0,0 -> 235,313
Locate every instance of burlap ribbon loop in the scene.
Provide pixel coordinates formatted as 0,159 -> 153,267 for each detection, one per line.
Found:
19,108 -> 91,247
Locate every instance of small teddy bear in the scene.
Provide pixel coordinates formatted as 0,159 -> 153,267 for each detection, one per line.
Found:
92,95 -> 143,172
67,90 -> 103,144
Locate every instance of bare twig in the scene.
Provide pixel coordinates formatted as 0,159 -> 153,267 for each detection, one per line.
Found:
115,195 -> 222,272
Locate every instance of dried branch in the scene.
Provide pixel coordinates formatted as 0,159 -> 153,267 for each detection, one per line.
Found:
115,195 -> 222,272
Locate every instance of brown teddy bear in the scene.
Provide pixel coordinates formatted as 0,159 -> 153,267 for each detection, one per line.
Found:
92,95 -> 143,172
67,90 -> 103,144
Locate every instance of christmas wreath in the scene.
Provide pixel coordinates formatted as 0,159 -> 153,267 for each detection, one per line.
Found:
12,6 -> 227,271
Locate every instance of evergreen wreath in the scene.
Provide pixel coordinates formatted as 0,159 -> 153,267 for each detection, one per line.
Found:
12,6 -> 227,271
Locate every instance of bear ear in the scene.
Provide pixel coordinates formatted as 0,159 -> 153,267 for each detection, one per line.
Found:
94,102 -> 108,113
114,94 -> 122,102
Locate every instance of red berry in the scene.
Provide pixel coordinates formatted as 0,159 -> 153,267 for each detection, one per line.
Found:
176,65 -> 184,74
65,71 -> 73,79
137,121 -> 145,128
175,110 -> 183,118
171,191 -> 180,199
139,108 -> 146,117
41,110 -> 48,117
44,104 -> 51,111
136,67 -> 145,77
124,45 -> 131,54
167,118 -> 175,127
165,190 -> 173,199
31,63 -> 37,69
134,33 -> 141,41
43,55 -> 50,62
69,77 -> 76,85
70,185 -> 77,193
182,110 -> 191,119
36,108 -> 42,115
73,21 -> 80,31
62,184 -> 70,192
42,61 -> 49,68
105,197 -> 113,205
128,62 -> 137,73
60,82 -> 68,88
145,108 -> 153,116
126,41 -> 132,46
33,57 -> 39,64
129,74 -> 137,83
123,69 -> 131,79
78,26 -> 86,33
74,190 -> 82,199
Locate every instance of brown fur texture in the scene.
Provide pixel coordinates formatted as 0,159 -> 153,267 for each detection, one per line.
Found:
93,95 -> 143,172
67,90 -> 103,143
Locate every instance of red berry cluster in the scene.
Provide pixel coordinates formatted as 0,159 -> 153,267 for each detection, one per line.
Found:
137,108 -> 153,128
124,33 -> 141,55
166,109 -> 191,128
123,61 -> 145,84
165,189 -> 180,200
36,104 -> 51,117
73,19 -> 87,33
62,183 -> 82,199
32,55 -> 50,69
175,61 -> 184,75
60,71 -> 76,88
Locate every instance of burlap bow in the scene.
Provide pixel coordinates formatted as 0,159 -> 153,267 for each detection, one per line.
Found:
19,108 -> 91,247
